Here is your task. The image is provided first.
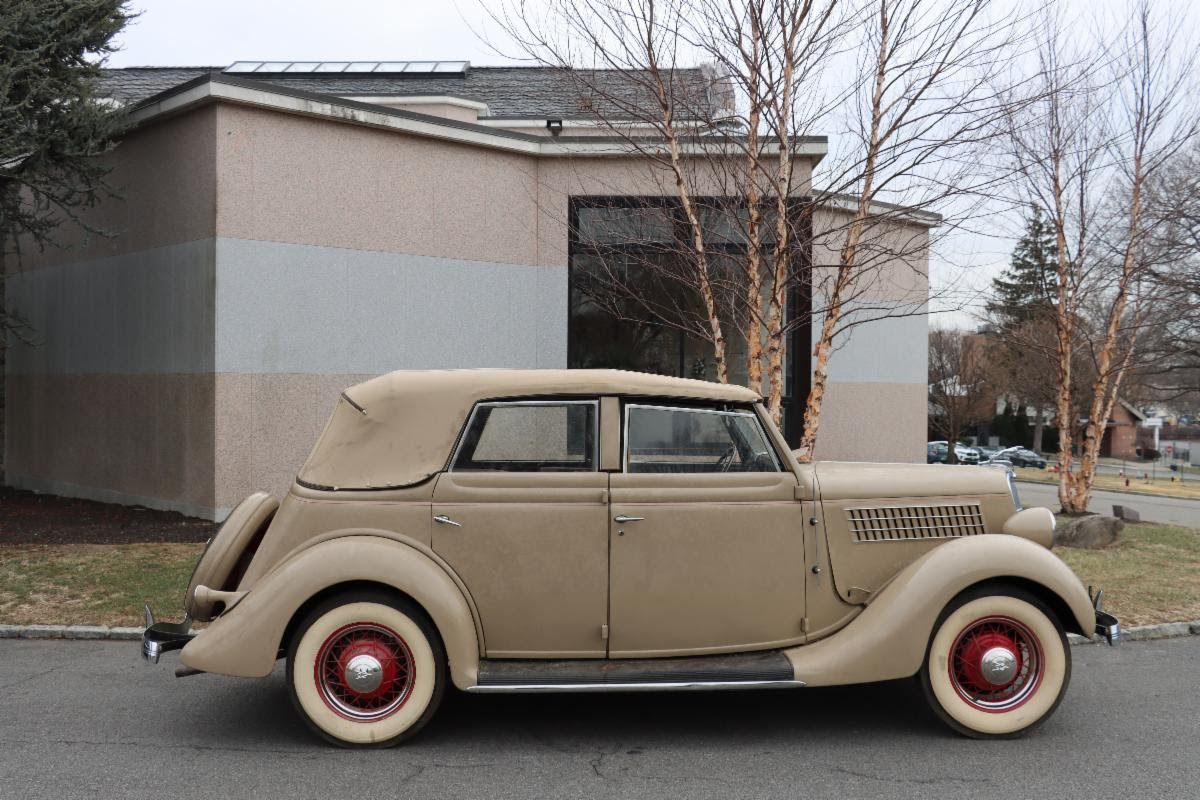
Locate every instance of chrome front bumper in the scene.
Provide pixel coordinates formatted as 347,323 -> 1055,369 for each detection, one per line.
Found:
1095,610 -> 1120,645
1091,588 -> 1120,645
141,605 -> 196,663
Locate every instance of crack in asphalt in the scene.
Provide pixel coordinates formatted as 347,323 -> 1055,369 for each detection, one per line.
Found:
827,765 -> 992,786
588,743 -> 623,780
0,665 -> 64,693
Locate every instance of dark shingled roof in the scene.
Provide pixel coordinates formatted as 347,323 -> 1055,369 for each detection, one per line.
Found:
98,65 -> 728,120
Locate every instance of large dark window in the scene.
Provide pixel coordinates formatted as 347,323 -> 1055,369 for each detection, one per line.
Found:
568,197 -> 811,444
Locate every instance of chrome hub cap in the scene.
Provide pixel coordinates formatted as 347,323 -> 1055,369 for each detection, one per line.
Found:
344,654 -> 384,694
949,616 -> 1043,712
979,646 -> 1018,686
315,622 -> 416,721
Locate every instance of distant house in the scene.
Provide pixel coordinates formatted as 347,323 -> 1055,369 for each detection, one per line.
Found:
1083,399 -> 1145,460
3,61 -> 935,519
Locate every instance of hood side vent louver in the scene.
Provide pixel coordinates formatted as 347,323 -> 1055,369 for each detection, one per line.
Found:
846,503 -> 986,542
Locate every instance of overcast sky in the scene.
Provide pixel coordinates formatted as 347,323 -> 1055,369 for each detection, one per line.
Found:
108,1 -> 523,68
109,1 -> 1190,332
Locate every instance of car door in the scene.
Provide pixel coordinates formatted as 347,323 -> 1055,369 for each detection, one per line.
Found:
432,399 -> 610,658
607,402 -> 807,657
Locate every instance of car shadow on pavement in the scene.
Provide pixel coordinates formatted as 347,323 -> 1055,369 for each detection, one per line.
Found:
197,673 -> 946,750
426,680 -> 944,747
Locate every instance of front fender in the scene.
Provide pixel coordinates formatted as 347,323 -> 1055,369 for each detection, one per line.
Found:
180,535 -> 482,689
785,534 -> 1093,687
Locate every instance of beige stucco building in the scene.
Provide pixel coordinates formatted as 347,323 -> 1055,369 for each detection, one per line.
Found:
3,63 -> 933,519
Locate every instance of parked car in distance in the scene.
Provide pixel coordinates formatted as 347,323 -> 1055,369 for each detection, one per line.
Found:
927,441 -> 981,465
975,445 -> 1000,461
1009,448 -> 1048,469
144,369 -> 1117,747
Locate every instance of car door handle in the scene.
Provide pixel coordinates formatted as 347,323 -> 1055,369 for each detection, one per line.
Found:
433,514 -> 462,527
613,515 -> 644,523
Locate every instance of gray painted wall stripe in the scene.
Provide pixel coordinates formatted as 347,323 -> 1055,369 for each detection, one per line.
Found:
4,237 -> 568,375
4,239 -> 216,376
810,307 -> 929,385
214,237 -> 567,374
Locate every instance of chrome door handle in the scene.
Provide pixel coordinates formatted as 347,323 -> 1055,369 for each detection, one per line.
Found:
433,514 -> 462,527
613,515 -> 644,523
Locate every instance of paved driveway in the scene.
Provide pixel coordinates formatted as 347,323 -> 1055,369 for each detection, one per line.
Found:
1018,481 -> 1200,527
1,637 -> 1197,799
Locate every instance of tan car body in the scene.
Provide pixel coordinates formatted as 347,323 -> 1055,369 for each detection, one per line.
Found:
171,369 -> 1091,693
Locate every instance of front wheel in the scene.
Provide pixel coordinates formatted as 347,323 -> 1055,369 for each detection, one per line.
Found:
287,591 -> 446,747
920,588 -> 1070,738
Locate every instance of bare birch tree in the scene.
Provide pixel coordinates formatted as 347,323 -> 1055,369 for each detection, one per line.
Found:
494,0 -> 847,414
492,0 -> 1029,453
796,0 -> 1033,457
1001,1 -> 1200,512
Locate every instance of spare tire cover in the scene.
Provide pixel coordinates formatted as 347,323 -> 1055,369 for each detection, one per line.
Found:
186,492 -> 278,621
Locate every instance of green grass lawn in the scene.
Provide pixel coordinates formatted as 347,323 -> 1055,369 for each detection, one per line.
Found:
0,543 -> 203,626
1054,518 -> 1200,627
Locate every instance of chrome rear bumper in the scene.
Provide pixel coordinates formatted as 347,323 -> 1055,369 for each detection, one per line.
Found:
141,605 -> 196,663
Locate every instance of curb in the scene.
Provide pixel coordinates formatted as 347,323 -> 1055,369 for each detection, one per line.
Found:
3,621 -> 1199,644
0,624 -> 142,640
1068,620 -> 1200,645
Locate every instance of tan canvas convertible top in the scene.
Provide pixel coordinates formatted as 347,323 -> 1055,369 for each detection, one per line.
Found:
298,369 -> 761,490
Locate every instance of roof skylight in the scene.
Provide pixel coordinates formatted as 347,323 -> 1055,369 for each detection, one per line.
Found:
223,61 -> 469,75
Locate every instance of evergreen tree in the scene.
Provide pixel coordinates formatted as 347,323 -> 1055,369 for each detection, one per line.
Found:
988,204 -> 1058,330
0,0 -> 132,266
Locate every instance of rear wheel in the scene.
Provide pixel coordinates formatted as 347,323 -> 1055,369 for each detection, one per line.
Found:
287,590 -> 445,747
920,587 -> 1070,738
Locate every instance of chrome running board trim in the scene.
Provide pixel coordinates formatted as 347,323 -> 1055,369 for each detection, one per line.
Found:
465,679 -> 805,694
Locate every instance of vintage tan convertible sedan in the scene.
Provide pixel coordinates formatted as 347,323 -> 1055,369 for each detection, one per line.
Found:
143,369 -> 1118,746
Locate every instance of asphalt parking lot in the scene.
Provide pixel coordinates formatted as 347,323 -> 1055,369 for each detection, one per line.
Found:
1,636 -> 1197,799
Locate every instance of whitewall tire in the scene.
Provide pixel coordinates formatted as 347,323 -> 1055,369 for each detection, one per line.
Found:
920,588 -> 1070,738
287,592 -> 446,747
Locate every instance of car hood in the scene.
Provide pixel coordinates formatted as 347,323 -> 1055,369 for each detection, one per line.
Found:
807,460 -> 1011,502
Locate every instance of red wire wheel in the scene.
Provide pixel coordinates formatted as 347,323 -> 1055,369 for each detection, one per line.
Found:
314,622 -> 416,722
948,615 -> 1043,713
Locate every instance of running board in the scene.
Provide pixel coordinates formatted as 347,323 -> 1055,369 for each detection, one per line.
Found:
468,650 -> 803,693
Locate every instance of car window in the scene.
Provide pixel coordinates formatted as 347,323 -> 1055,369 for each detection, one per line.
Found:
452,401 -> 597,472
624,404 -> 780,473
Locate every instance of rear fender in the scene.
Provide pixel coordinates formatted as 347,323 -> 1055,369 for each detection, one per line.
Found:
180,533 -> 482,689
187,492 -> 278,621
785,534 -> 1093,687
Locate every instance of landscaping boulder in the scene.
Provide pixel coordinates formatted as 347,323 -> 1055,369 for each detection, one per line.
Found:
1112,504 -> 1141,522
1055,515 -> 1124,549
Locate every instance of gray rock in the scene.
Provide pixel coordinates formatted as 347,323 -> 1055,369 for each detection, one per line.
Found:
1055,515 -> 1124,549
1123,622 -> 1192,641
1112,504 -> 1141,522
0,624 -> 24,639
1190,620 -> 1200,636
108,627 -> 144,640
63,625 -> 111,640
21,625 -> 66,639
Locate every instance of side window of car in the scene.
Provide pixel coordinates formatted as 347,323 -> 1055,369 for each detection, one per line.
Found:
624,404 -> 781,473
451,400 -> 597,472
